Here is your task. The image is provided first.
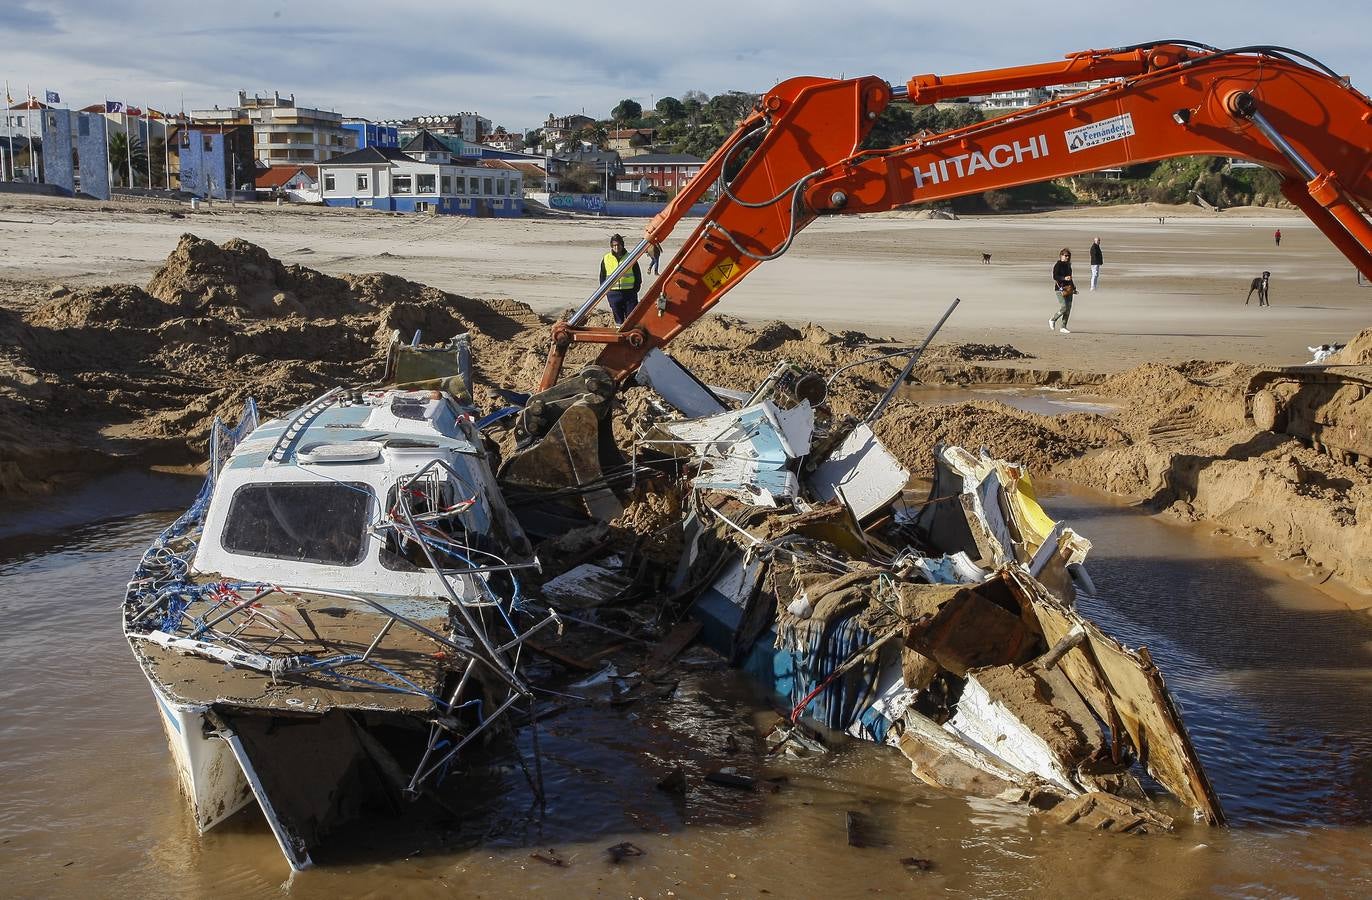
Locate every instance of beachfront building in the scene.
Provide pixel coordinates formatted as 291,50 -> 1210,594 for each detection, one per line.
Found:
174,124 -> 257,199
620,153 -> 705,197
254,165 -> 321,202
343,119 -> 400,150
191,92 -> 354,166
3,99 -> 48,181
318,131 -> 522,216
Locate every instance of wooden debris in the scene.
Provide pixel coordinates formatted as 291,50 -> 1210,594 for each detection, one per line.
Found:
644,620 -> 703,674
1045,791 -> 1174,834
530,849 -> 568,867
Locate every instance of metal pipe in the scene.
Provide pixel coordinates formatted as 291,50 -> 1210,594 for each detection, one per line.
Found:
420,559 -> 542,577
411,689 -> 526,788
362,617 -> 396,662
826,345 -> 920,387
864,297 -> 961,424
568,238 -> 650,326
1228,91 -> 1318,179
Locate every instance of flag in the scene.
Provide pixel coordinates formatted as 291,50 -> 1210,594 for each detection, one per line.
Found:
105,100 -> 124,113
45,90 -> 59,104
127,106 -> 142,117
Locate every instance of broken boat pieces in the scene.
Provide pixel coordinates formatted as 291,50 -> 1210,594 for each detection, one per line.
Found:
635,373 -> 1222,828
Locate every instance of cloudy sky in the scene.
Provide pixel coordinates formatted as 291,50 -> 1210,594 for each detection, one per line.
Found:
3,1 -> 1366,132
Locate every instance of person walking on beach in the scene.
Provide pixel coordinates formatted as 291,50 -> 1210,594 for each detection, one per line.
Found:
599,233 -> 642,324
1089,237 -> 1103,290
1050,248 -> 1075,334
1274,228 -> 1282,246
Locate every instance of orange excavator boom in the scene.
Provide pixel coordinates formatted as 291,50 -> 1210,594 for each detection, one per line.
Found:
537,42 -> 1372,391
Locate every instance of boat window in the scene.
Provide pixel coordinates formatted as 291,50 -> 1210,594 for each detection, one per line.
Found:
222,482 -> 371,566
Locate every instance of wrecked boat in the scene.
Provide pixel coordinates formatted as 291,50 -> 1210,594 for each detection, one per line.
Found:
573,345 -> 1225,832
121,335 -> 558,870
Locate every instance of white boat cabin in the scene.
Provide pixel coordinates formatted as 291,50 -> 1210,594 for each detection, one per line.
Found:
192,388 -> 525,598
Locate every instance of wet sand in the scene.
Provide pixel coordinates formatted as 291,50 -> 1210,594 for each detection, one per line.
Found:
0,196 -> 1365,372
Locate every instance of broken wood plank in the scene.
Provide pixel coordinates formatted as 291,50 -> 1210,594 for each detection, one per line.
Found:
525,638 -> 601,672
644,620 -> 703,674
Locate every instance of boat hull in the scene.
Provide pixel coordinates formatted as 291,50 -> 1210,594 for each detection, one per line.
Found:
143,674 -> 254,833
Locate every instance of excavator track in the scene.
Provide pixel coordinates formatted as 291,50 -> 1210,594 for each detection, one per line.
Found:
1246,366 -> 1372,466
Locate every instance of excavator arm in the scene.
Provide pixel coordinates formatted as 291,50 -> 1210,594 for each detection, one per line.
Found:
539,42 -> 1372,389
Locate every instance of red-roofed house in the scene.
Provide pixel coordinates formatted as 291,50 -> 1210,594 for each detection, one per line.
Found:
254,165 -> 320,202
607,127 -> 655,157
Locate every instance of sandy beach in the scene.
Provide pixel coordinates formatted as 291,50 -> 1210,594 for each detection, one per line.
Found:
0,196 -> 1363,372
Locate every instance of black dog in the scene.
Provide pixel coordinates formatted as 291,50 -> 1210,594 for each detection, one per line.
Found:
1246,271 -> 1271,306
981,252 -> 992,264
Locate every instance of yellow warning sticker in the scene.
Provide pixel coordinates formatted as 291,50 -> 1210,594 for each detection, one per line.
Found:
702,257 -> 739,291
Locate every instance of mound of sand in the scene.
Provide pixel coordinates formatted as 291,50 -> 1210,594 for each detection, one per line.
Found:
1,235 -> 552,492
1328,328 -> 1372,365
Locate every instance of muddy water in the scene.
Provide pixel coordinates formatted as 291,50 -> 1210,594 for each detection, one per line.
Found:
900,385 -> 1119,417
2,475 -> 1371,898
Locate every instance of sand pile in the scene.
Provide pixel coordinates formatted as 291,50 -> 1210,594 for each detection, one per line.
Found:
1328,328 -> 1372,365
1,235 -> 551,493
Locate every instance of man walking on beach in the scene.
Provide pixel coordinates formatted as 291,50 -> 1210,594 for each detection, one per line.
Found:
1274,228 -> 1282,247
1050,248 -> 1075,334
1089,237 -> 1103,290
599,233 -> 642,324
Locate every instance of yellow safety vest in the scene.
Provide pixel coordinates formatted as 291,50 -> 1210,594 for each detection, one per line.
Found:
602,252 -> 636,291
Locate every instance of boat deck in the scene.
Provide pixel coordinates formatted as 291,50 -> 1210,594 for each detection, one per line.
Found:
132,584 -> 460,714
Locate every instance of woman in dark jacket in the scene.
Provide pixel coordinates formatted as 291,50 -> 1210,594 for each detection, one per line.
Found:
1050,248 -> 1074,334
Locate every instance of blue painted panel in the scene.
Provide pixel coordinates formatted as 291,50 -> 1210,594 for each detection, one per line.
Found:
40,109 -> 75,194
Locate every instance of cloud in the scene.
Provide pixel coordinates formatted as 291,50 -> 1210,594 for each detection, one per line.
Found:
5,1 -> 1369,131
0,1 -> 60,33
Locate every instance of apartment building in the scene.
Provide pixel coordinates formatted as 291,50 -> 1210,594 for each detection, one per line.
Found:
191,92 -> 354,165
620,153 -> 705,196
379,113 -> 491,144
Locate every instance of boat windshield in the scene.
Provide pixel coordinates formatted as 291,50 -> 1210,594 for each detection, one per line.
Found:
222,481 -> 372,566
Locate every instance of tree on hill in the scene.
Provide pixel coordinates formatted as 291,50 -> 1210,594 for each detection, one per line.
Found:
655,96 -> 685,122
612,98 -> 642,122
682,90 -> 708,126
578,122 -> 609,148
705,91 -> 757,128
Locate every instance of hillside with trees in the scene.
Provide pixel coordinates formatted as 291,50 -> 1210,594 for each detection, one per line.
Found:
559,92 -> 1289,211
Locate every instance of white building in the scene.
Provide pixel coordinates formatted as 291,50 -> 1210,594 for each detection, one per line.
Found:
381,113 -> 491,144
319,131 -> 522,217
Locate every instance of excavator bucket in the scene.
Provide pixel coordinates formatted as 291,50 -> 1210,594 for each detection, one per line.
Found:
497,366 -> 625,524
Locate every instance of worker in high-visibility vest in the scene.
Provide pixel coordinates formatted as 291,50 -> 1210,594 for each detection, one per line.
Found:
598,233 -> 642,324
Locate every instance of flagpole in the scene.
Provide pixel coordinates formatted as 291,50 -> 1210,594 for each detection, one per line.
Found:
25,84 -> 35,182
164,109 -> 171,190
4,81 -> 14,181
104,97 -> 113,189
144,104 -> 152,189
125,109 -> 133,189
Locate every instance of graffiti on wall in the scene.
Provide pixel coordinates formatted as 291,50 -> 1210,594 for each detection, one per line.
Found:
550,193 -> 606,214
